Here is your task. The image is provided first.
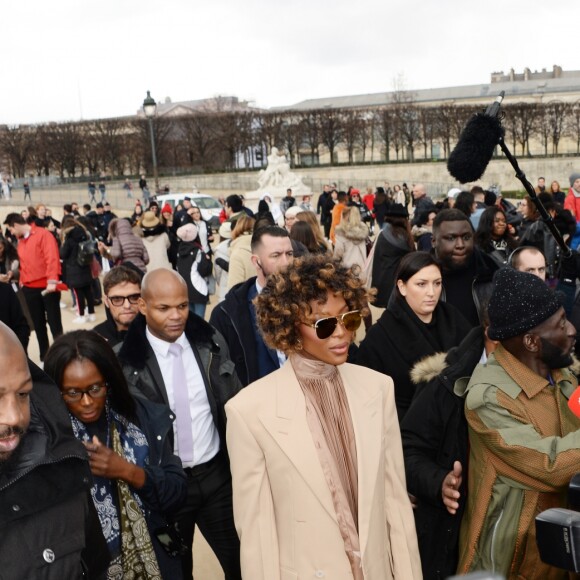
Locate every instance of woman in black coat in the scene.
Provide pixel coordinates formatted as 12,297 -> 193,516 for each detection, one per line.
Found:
44,330 -> 187,580
60,217 -> 96,323
356,251 -> 472,422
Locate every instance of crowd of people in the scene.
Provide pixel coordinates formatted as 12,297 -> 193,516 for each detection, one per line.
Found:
1,173 -> 580,579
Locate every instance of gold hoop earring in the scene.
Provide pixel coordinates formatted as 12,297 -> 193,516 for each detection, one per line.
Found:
295,338 -> 303,351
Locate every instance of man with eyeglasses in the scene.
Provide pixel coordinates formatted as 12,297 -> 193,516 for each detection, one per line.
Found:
93,265 -> 142,347
432,209 -> 498,328
210,226 -> 294,386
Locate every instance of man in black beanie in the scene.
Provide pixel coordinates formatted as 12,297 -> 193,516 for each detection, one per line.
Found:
455,267 -> 579,578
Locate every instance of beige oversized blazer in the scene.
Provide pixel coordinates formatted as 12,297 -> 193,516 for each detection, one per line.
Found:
225,360 -> 422,580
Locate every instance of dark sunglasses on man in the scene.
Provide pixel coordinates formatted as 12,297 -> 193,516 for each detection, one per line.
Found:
107,293 -> 141,306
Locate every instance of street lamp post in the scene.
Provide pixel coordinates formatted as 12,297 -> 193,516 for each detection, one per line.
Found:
142,90 -> 159,193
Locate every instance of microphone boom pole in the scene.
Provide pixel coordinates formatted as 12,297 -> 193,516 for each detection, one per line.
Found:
447,90 -> 571,259
497,134 -> 571,258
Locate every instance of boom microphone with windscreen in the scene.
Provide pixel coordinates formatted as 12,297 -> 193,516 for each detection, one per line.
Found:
447,92 -> 505,184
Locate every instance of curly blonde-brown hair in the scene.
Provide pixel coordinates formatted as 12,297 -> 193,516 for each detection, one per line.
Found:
255,253 -> 372,353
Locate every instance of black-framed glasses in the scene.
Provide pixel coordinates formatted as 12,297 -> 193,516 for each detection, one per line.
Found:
62,383 -> 108,402
305,310 -> 362,340
108,293 -> 140,306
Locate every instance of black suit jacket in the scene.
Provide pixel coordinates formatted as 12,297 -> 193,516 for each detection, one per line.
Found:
116,313 -> 242,452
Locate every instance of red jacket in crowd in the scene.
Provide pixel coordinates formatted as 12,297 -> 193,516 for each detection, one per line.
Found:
17,224 -> 62,288
564,189 -> 580,222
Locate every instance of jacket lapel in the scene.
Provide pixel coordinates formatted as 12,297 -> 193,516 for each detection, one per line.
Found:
259,362 -> 338,523
259,361 -> 384,549
339,364 -> 382,557
144,349 -> 170,407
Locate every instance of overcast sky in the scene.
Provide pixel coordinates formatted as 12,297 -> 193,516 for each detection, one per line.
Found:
3,0 -> 577,125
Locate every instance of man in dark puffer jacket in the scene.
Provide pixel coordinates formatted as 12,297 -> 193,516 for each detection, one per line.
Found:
0,322 -> 108,579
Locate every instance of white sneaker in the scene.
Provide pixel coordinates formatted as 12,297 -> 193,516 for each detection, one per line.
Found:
72,315 -> 87,324
87,314 -> 96,322
59,302 -> 67,309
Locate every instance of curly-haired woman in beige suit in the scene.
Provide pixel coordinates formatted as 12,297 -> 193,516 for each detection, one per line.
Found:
226,254 -> 422,580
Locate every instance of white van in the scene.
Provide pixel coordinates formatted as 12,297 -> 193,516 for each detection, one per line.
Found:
155,192 -> 222,228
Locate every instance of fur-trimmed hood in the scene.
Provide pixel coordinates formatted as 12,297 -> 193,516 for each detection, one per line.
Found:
410,352 -> 447,385
409,326 -> 486,395
334,221 -> 368,242
410,327 -> 580,396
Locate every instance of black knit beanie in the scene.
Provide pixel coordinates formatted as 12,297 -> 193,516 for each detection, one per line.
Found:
487,268 -> 563,340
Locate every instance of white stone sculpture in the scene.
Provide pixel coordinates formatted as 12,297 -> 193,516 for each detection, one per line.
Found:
246,147 -> 311,206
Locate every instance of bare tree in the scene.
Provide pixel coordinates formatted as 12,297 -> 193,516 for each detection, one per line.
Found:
504,102 -> 540,156
176,113 -> 219,169
395,102 -> 420,161
46,122 -> 83,178
357,111 -> 374,162
213,111 -> 248,170
318,108 -> 343,165
374,107 -> 394,162
280,113 -> 303,167
257,112 -> 285,151
29,125 -> 51,177
300,110 -> 322,165
451,106 -> 476,142
127,116 -> 173,175
92,118 -> 128,175
123,128 -> 145,176
0,124 -> 37,177
567,100 -> 580,155
537,103 -> 551,156
417,107 -> 436,160
391,113 -> 405,161
341,109 -> 364,164
78,121 -> 100,176
436,104 -> 457,158
546,101 -> 570,155
390,77 -> 420,161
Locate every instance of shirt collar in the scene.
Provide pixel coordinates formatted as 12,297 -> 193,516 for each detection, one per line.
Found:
146,326 -> 188,358
23,224 -> 34,239
494,344 -> 566,398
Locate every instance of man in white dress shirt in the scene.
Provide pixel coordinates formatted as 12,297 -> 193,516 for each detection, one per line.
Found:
116,269 -> 242,579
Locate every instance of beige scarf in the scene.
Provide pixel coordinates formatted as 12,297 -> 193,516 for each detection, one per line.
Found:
291,353 -> 363,579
